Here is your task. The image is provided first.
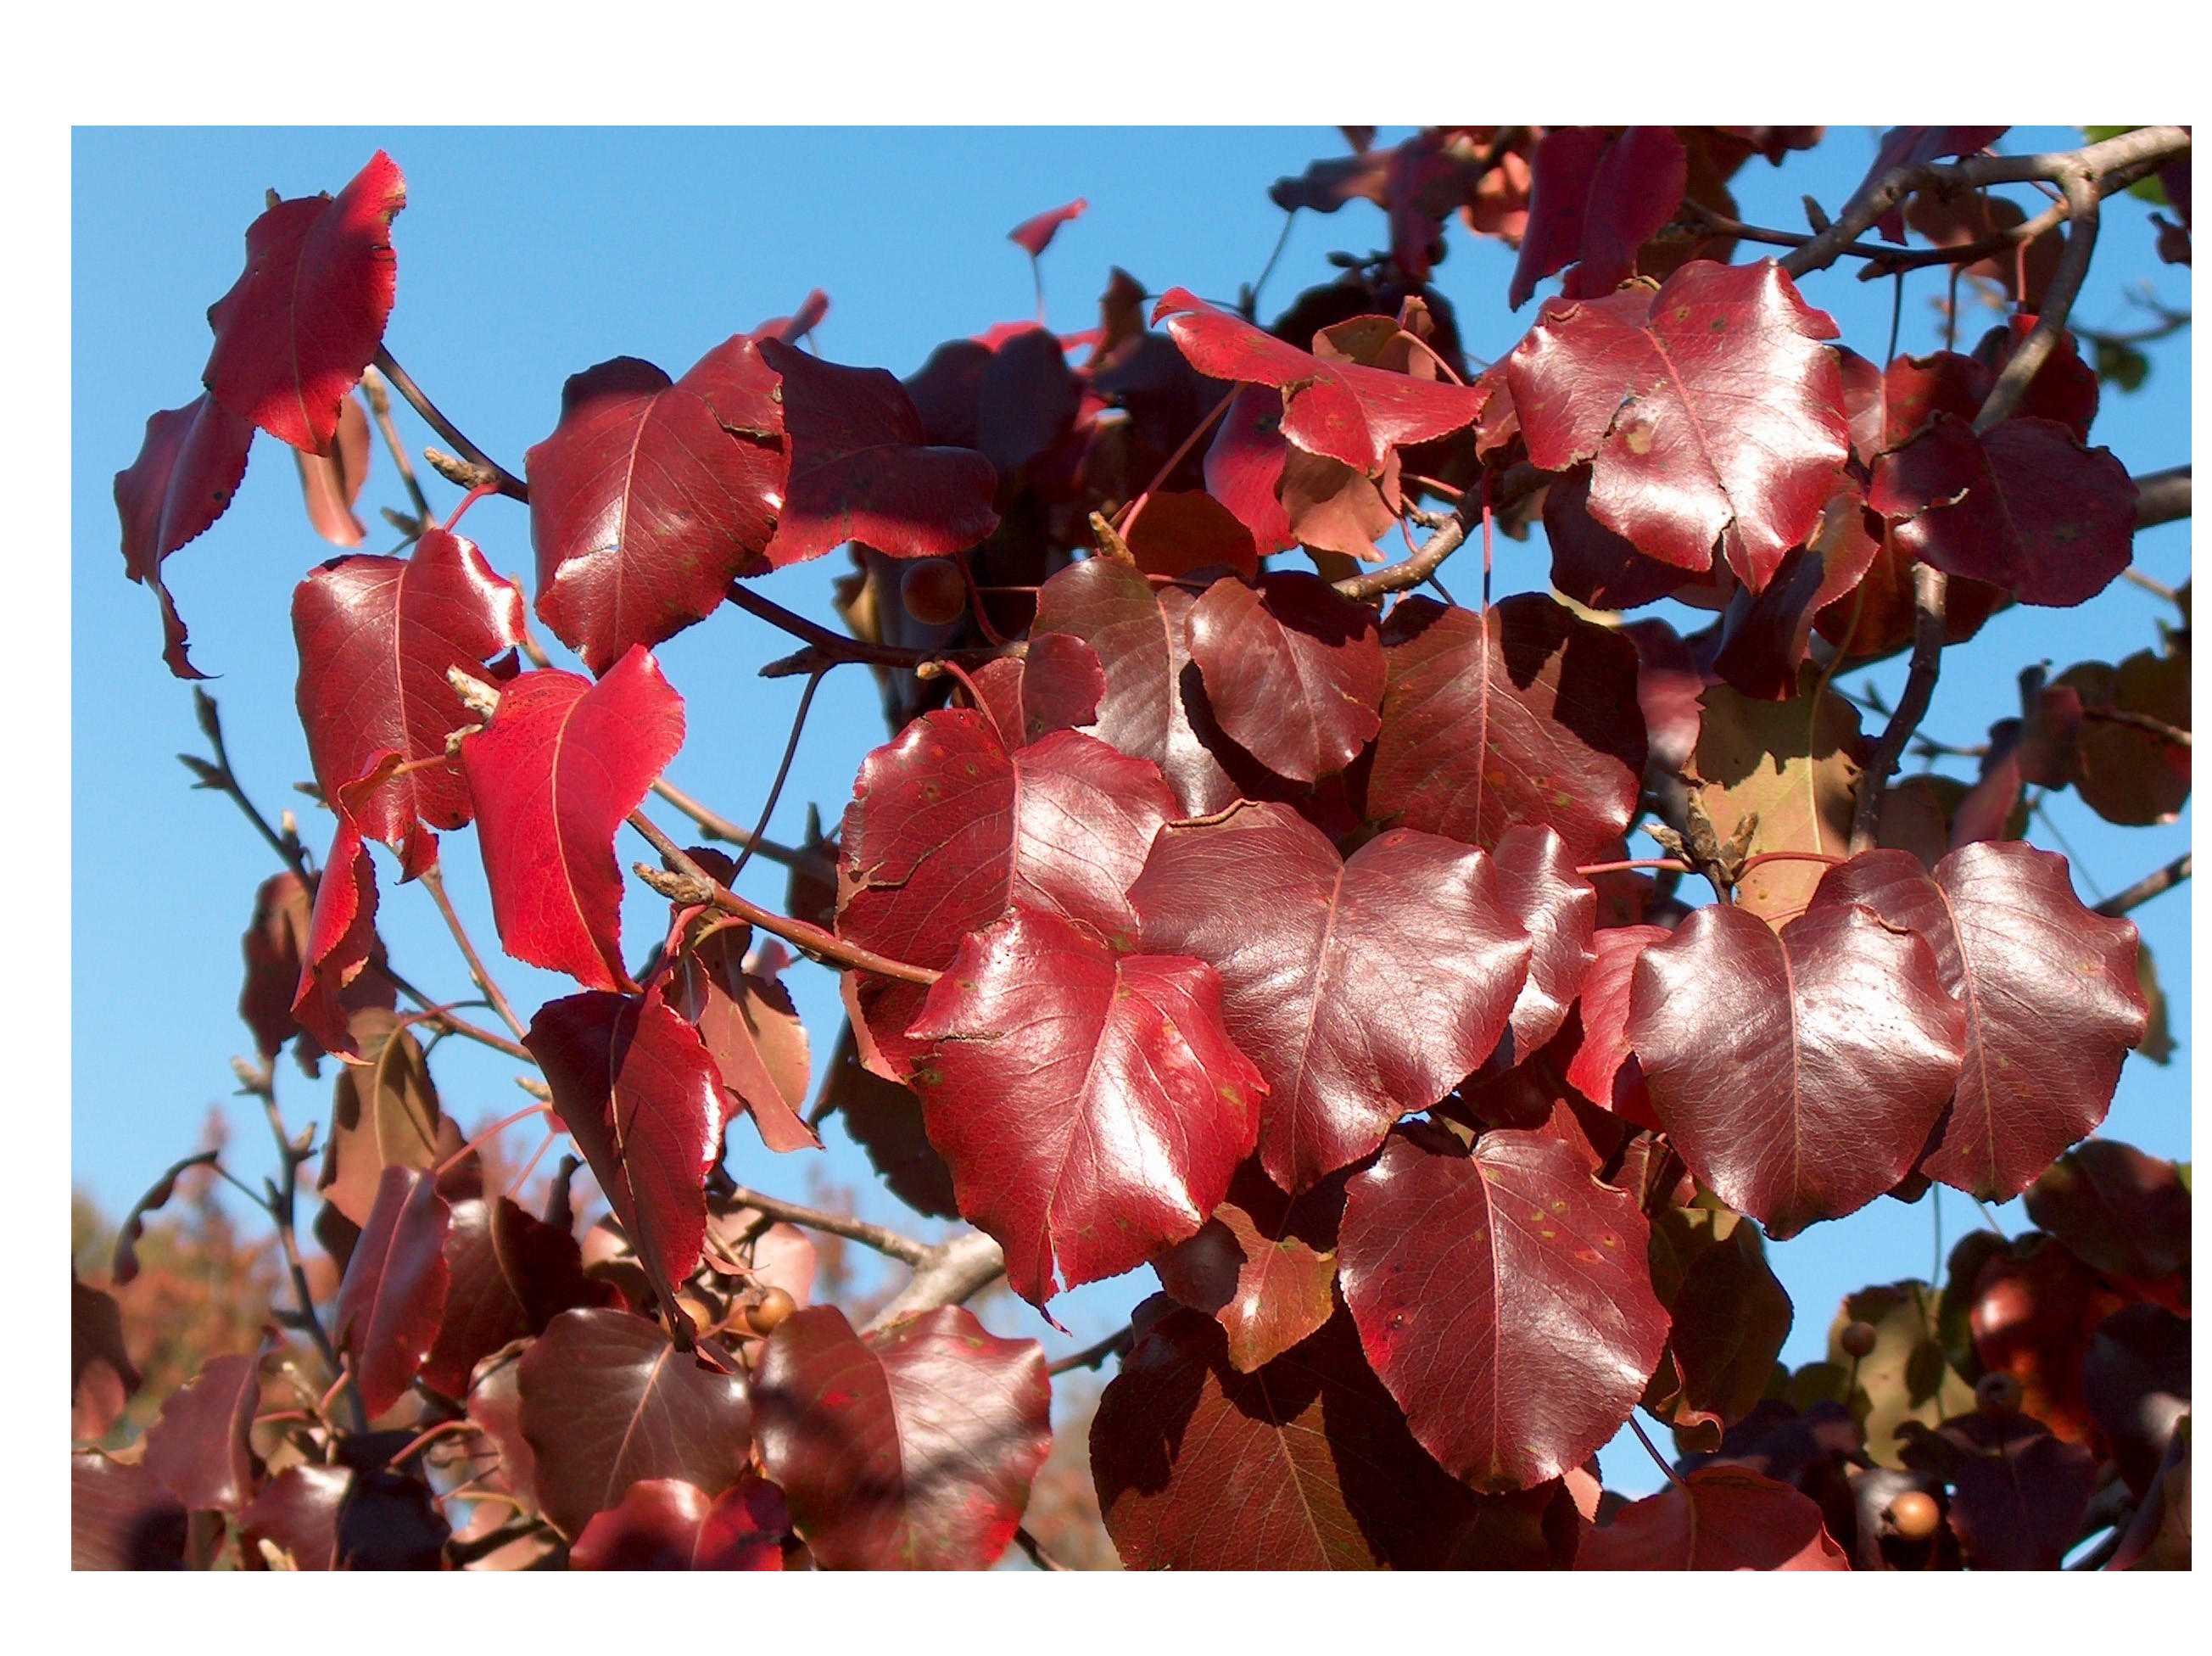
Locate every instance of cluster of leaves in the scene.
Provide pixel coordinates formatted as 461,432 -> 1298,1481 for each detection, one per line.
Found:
81,125 -> 2190,1569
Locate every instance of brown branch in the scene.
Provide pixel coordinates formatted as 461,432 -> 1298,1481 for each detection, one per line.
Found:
726,579 -> 1024,680
1850,562 -> 1948,855
372,345 -> 530,504
2133,466 -> 2192,530
1013,1527 -> 1069,1571
2093,852 -> 2191,919
1973,168 -> 2101,433
2082,706 -> 2191,747
417,864 -> 528,1041
1333,462 -> 1546,602
862,1229 -> 1007,1331
721,1183 -> 930,1265
1049,1324 -> 1133,1376
358,365 -> 433,530
648,778 -> 835,884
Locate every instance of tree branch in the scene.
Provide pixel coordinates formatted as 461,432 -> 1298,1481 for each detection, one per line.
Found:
862,1230 -> 1007,1331
1013,1526 -> 1069,1570
2082,706 -> 2190,747
2094,852 -> 2190,919
1049,1324 -> 1133,1376
371,346 -> 530,505
1973,167 -> 2100,433
725,579 -> 1025,680
417,864 -> 528,1041
1332,462 -> 1546,602
720,1183 -> 930,1265
1850,561 -> 1948,855
2133,465 -> 2191,530
648,777 -> 835,885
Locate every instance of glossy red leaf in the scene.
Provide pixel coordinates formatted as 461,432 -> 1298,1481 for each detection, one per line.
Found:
1153,1197 -> 1338,1374
420,1195 -> 603,1397
1008,197 -> 1087,258
1370,594 -> 1648,864
670,919 -> 817,1155
293,392 -> 371,546
756,338 -> 998,566
1029,557 -> 1239,816
113,393 -> 254,678
1869,414 -> 2137,607
526,346 -> 783,674
1545,467 -> 1701,611
1839,347 -> 1992,462
1506,259 -> 1850,590
293,527 -> 527,876
1153,287 -> 1488,473
1809,843 -> 2147,1200
203,151 -> 405,454
569,1474 -> 788,1570
904,906 -> 1263,1305
144,1351 -> 263,1513
517,1307 -> 753,1541
966,632 -> 1107,751
753,1305 -> 1051,1570
458,647 -> 685,992
1628,900 -> 1967,1239
1184,573 -> 1384,783
1090,1306 -> 1494,1569
1577,1465 -> 1850,1569
73,1454 -> 189,1570
1565,924 -> 1669,1127
1489,825 -> 1599,1067
526,989 -> 723,1330
1124,490 -> 1262,579
1340,1127 -> 1667,1490
1510,126 -> 1688,308
291,807 -> 381,1060
1204,384 -> 1298,558
1131,803 -> 1531,1193
334,1166 -> 453,1418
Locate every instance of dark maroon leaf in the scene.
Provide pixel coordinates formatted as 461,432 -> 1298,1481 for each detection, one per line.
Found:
1340,1127 -> 1667,1490
1370,594 -> 1648,864
73,1454 -> 189,1570
457,648 -> 686,992
518,1307 -> 752,1540
967,632 -> 1107,751
525,989 -> 723,1331
1838,346 -> 1992,462
2025,1139 -> 2190,1281
1577,1465 -> 1850,1569
328,1444 -> 452,1569
290,806 -> 379,1060
202,151 -> 405,454
1184,573 -> 1384,783
421,1196 -> 601,1397
1507,259 -> 1850,590
1859,127 -> 2008,239
757,338 -> 999,566
569,1474 -> 789,1570
976,325 -> 1084,475
1972,319 -> 2102,441
1510,126 -> 1688,309
905,906 -> 1263,1305
1203,385 -> 1298,559
753,1305 -> 1051,1570
1711,480 -> 1882,701
1628,900 -> 1967,1238
1153,1198 -> 1338,1374
113,393 -> 254,678
1899,1411 -> 2097,1570
818,1023 -> 959,1221
238,1465 -> 348,1569
1487,825 -> 1598,1067
1008,197 -> 1086,259
111,1150 -> 221,1287
1131,803 -> 1531,1193
2055,649 -> 2192,825
1810,843 -> 2147,1200
1029,556 -> 1239,816
335,1166 -> 453,1418
240,870 -> 314,1063
1090,1306 -> 1494,1569
1124,490 -> 1262,579
1545,467 -> 1700,610
2083,1304 -> 2190,1497
1643,1206 -> 1795,1452
72,1277 -> 142,1441
1869,414 -> 2137,607
293,526 -> 526,876
143,1351 -> 264,1513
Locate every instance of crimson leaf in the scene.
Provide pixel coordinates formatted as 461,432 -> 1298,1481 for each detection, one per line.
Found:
114,393 -> 254,678
1183,573 -> 1385,783
333,1166 -> 453,1418
1008,198 -> 1086,259
1509,126 -> 1688,309
1577,1465 -> 1850,1569
420,1195 -> 603,1397
568,1474 -> 788,1570
291,806 -> 381,1060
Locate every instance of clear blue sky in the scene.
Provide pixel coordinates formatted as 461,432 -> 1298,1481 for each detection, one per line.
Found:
72,127 -> 2190,1494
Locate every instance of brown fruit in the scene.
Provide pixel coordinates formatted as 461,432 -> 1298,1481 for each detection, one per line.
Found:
677,1294 -> 719,1335
1839,1320 -> 1879,1360
1887,1490 -> 1941,1541
747,1286 -> 798,1334
900,559 -> 968,627
1975,1370 -> 2023,1417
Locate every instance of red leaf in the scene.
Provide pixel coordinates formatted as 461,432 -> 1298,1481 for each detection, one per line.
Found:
973,325 -> 1085,475
1489,825 -> 1600,1068
294,393 -> 371,545
1204,385 -> 1298,559
457,647 -> 685,991
113,393 -> 254,678
1153,288 -> 1488,473
1868,414 -> 2137,607
1131,803 -> 1531,1193
526,344 -> 784,674
1029,556 -> 1240,816
1628,900 -> 1967,1239
1090,1306 -> 1494,1568
72,1278 -> 142,1442
1370,594 -> 1648,864
1008,197 -> 1087,259
668,909 -> 818,1154
1340,1127 -> 1667,1490
293,526 -> 527,876
1153,1195 -> 1338,1374
904,907 -> 1264,1306
756,338 -> 999,566
237,1464 -> 348,1569
203,151 -> 405,454
291,808 -> 381,1060
1506,259 -> 1850,590
965,632 -> 1106,751
525,989 -> 723,1330
420,1195 -> 604,1397
1510,126 -> 1688,309
1809,843 -> 2147,1200
2025,1139 -> 2191,1282
240,870 -> 314,1062
1545,467 -> 1701,611
517,1307 -> 752,1540
144,1351 -> 264,1513
753,1305 -> 1051,1570
1859,126 -> 2008,240
73,1454 -> 188,1569
1184,573 -> 1384,784
1839,347 -> 1992,462
1125,490 -> 1262,579
569,1474 -> 788,1570
1710,478 -> 1882,701
1577,1465 -> 1850,1569
333,1166 -> 453,1418
1565,924 -> 1669,1128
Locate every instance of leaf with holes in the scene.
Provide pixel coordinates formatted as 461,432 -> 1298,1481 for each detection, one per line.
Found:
114,394 -> 254,678
753,1305 -> 1051,1570
1629,901 -> 1966,1238
1184,573 -> 1384,783
333,1166 -> 453,1418
1131,803 -> 1531,1193
1809,844 -> 2147,1200
203,151 -> 405,454
1506,260 -> 1850,590
458,648 -> 685,992
905,906 -> 1262,1305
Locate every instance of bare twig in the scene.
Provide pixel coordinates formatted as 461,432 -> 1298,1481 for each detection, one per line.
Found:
2082,706 -> 2190,747
358,365 -> 433,529
1013,1526 -> 1069,1571
2132,465 -> 2192,530
726,579 -> 1023,680
648,778 -> 834,883
371,346 -> 530,504
721,1183 -> 930,1265
2093,852 -> 2191,919
863,1230 -> 1008,1331
418,864 -> 528,1041
1850,562 -> 1949,855
720,669 -> 827,889
1049,1324 -> 1133,1376
1332,462 -> 1545,603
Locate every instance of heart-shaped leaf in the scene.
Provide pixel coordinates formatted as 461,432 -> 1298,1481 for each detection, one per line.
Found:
333,1166 -> 453,1418
144,1351 -> 264,1513
753,1305 -> 1051,1570
114,393 -> 254,678
1184,573 -> 1385,783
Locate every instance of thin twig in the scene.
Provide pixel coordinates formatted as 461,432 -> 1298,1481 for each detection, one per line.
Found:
2082,706 -> 2190,747
648,778 -> 833,883
720,1183 -> 930,1265
371,346 -> 530,504
1332,463 -> 1544,603
1049,1324 -> 1133,1376
1014,1526 -> 1069,1571
2132,466 -> 2192,530
722,670 -> 828,889
1850,562 -> 1949,855
2093,852 -> 2191,919
726,579 -> 1022,680
418,864 -> 528,1041
358,365 -> 433,529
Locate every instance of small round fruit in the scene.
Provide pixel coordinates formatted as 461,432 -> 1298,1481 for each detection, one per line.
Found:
900,560 -> 968,627
1887,1490 -> 1941,1541
677,1294 -> 718,1335
747,1286 -> 798,1334
1840,1320 -> 1879,1360
1975,1371 -> 2023,1417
